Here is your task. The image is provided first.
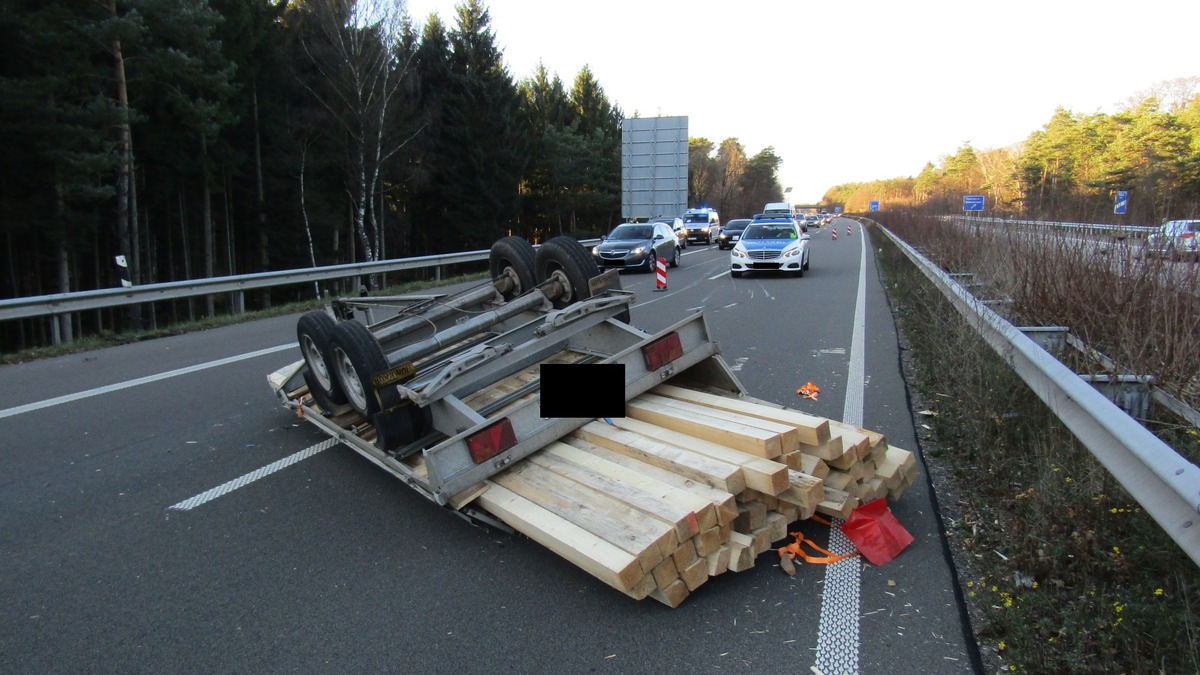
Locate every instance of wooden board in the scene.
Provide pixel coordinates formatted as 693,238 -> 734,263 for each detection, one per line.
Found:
491,461 -> 671,575
476,482 -> 647,597
651,384 -> 832,445
560,436 -> 740,528
625,398 -> 784,459
571,421 -> 746,494
540,441 -> 718,532
606,417 -> 789,495
637,393 -> 801,453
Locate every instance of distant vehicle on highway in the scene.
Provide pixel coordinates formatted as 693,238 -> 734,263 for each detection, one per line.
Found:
730,217 -> 810,278
804,214 -> 821,228
593,222 -> 679,271
682,208 -> 720,244
762,202 -> 792,217
1145,219 -> 1200,260
716,218 -> 752,250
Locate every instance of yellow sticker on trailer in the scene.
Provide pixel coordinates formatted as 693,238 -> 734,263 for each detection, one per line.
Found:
371,361 -> 416,389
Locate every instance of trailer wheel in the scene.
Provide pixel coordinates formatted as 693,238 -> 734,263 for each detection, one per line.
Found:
297,311 -> 347,406
489,236 -> 537,301
328,319 -> 398,419
534,236 -> 601,309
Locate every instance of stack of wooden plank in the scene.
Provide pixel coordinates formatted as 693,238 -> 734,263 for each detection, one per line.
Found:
475,383 -> 919,607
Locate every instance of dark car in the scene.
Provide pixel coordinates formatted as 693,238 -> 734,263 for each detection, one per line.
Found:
716,218 -> 752,250
592,222 -> 679,272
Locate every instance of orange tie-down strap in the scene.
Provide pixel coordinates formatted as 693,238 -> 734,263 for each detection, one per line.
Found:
776,519 -> 858,576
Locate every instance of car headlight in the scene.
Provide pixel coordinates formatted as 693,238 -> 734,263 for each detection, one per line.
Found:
783,247 -> 803,258
731,248 -> 747,259
591,246 -> 600,255
632,246 -> 646,255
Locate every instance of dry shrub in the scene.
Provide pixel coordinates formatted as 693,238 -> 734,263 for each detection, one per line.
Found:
870,214 -> 1200,674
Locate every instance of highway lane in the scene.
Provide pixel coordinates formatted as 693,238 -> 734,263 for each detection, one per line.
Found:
0,221 -> 978,674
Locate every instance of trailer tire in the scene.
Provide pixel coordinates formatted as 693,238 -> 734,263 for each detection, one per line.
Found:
297,311 -> 347,406
534,236 -> 601,309
489,236 -> 537,301
328,319 -> 398,419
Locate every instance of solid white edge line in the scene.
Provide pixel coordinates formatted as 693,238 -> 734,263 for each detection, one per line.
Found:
0,343 -> 295,420
814,222 -> 868,674
168,438 -> 339,511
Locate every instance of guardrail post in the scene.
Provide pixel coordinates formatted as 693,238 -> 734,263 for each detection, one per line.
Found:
1078,374 -> 1153,419
1017,326 -> 1069,354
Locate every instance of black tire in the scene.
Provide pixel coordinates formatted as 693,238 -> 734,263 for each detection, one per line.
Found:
669,245 -> 680,268
489,236 -> 537,301
803,255 -> 810,271
328,319 -> 398,419
534,235 -> 602,308
297,311 -> 347,406
302,367 -> 343,413
731,270 -> 743,278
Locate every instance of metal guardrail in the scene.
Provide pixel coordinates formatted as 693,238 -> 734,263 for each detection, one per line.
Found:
0,240 -> 602,325
950,215 -> 1156,236
0,250 -> 491,322
868,219 -> 1200,567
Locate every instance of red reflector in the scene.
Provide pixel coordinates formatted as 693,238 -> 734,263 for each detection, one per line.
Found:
642,332 -> 684,371
467,419 -> 517,464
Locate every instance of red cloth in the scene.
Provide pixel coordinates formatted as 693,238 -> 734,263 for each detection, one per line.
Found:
840,498 -> 914,566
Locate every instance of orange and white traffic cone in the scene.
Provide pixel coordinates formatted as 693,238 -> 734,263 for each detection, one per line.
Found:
846,224 -> 852,237
654,257 -> 668,291
831,228 -> 838,241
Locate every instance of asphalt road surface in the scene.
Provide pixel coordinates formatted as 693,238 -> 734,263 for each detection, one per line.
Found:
0,219 -> 981,674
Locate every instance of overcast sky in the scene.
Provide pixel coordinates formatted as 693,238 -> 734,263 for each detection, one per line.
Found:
405,0 -> 1199,204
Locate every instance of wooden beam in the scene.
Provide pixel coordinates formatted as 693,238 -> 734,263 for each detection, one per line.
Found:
571,421 -> 745,494
625,398 -> 784,459
650,384 -> 832,445
491,461 -> 670,575
638,392 -> 801,453
526,445 -> 700,543
562,436 -> 740,528
541,441 -> 718,532
477,482 -> 646,597
606,417 -> 789,495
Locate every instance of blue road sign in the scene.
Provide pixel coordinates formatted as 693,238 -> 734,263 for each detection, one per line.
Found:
963,195 -> 985,212
869,200 -> 879,212
1114,190 -> 1128,215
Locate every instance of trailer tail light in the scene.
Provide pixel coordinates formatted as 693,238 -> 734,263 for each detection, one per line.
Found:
642,332 -> 683,371
467,418 -> 517,464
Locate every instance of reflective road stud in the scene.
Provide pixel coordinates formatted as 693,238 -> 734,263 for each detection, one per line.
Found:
655,257 -> 668,291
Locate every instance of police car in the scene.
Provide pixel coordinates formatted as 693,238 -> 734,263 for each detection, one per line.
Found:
729,214 -> 810,278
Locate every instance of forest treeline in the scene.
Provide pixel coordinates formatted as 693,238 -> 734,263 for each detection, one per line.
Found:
0,0 -> 788,338
3,0 -> 1198,348
825,77 -> 1200,222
